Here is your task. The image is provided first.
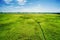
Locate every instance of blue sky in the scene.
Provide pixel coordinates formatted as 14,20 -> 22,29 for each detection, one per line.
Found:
0,0 -> 60,12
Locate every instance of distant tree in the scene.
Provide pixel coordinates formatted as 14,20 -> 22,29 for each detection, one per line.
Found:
56,13 -> 60,14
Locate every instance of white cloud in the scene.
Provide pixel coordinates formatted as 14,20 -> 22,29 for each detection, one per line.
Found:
1,2 -> 60,12
17,0 -> 27,5
4,0 -> 12,4
4,0 -> 27,5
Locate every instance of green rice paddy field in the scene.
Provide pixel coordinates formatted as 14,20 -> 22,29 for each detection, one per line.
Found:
0,13 -> 60,40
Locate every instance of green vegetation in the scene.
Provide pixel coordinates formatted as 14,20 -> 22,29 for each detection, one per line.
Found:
0,13 -> 60,40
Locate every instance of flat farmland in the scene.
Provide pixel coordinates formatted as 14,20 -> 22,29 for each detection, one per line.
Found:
0,13 -> 60,40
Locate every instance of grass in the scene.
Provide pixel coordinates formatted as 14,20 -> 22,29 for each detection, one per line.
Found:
0,13 -> 60,40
